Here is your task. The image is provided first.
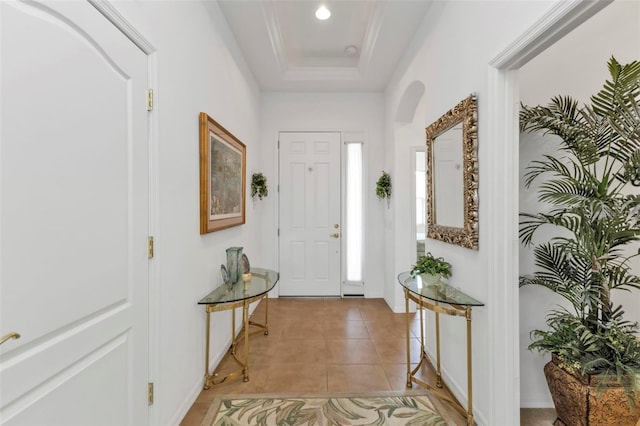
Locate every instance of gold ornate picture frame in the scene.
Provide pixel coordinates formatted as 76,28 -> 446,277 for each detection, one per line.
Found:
426,95 -> 478,249
199,112 -> 246,234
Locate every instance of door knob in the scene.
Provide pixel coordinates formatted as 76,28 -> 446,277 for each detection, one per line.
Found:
330,233 -> 340,238
0,332 -> 20,346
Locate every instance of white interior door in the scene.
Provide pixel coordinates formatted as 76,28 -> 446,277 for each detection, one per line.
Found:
279,132 -> 341,296
0,1 -> 149,424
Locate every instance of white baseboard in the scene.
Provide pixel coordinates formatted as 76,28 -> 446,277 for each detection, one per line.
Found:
168,377 -> 207,426
422,347 -> 488,425
383,295 -> 405,313
168,303 -> 260,425
520,400 -> 554,408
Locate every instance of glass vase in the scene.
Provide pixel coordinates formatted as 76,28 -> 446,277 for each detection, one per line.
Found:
226,247 -> 243,283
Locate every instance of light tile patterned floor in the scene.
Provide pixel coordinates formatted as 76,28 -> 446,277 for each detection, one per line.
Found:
180,297 -> 553,425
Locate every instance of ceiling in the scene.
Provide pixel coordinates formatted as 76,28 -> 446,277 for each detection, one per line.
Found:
215,0 -> 432,92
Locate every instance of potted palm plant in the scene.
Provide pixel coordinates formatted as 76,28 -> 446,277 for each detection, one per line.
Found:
519,57 -> 640,425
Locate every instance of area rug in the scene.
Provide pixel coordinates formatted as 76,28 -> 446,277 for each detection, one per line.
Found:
200,391 -> 448,426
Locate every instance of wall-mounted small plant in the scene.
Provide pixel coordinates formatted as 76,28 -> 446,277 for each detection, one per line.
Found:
376,171 -> 392,203
251,172 -> 268,200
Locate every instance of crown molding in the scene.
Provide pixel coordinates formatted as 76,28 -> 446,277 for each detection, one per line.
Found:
261,0 -> 288,74
358,1 -> 386,76
283,67 -> 360,81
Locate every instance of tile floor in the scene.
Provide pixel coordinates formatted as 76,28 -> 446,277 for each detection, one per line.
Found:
181,297 -> 554,425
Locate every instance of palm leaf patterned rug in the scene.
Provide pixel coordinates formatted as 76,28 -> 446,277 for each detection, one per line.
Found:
201,391 -> 448,425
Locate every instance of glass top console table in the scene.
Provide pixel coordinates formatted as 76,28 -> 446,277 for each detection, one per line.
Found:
398,271 -> 484,426
198,267 -> 278,389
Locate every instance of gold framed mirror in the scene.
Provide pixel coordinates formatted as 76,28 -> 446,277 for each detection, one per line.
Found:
426,94 -> 478,250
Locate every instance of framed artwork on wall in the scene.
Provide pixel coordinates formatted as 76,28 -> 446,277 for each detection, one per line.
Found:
199,112 -> 246,234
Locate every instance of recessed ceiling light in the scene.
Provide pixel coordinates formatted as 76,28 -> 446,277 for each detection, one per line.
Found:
315,5 -> 331,20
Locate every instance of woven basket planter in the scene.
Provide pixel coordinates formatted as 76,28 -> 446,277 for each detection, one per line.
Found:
544,355 -> 640,426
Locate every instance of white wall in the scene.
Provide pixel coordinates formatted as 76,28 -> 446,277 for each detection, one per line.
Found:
519,0 -> 640,408
108,2 -> 262,424
258,93 -> 386,298
385,83 -> 427,311
384,1 -> 565,424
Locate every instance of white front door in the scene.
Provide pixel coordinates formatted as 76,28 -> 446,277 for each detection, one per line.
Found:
0,1 -> 149,424
278,132 -> 341,296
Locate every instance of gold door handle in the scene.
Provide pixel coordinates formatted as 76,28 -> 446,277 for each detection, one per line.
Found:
0,332 -> 20,346
330,233 -> 340,238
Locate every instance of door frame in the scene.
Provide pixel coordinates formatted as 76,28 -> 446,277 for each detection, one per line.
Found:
273,129 -> 369,298
88,2 -> 159,423
486,1 -> 611,424
410,145 -> 426,263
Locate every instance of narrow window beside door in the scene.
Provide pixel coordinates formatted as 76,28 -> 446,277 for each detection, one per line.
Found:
345,143 -> 363,285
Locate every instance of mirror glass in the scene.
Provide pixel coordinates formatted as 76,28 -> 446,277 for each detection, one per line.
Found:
426,95 -> 478,250
432,123 -> 464,228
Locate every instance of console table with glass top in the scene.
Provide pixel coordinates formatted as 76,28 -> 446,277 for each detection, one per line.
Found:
198,267 -> 278,389
398,271 -> 484,426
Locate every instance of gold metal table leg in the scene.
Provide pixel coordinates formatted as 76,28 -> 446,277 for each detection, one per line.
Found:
231,306 -> 236,353
466,307 -> 474,426
203,303 -> 249,388
202,288 -> 274,389
243,301 -> 250,382
435,303 -> 442,388
264,294 -> 269,335
405,289 -> 412,388
204,310 -> 211,390
419,299 -> 425,357
403,291 -> 477,425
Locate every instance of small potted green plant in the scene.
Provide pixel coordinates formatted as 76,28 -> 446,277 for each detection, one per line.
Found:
376,171 -> 391,207
411,252 -> 452,284
251,172 -> 268,200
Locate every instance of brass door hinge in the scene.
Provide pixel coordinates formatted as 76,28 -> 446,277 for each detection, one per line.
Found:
148,383 -> 154,405
148,236 -> 154,259
147,89 -> 153,111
